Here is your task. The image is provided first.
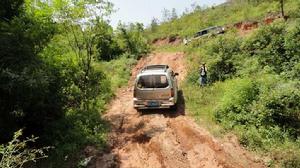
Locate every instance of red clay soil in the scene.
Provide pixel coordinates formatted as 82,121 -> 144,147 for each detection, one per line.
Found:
87,52 -> 266,168
152,37 -> 182,46
234,13 -> 284,36
234,21 -> 259,36
264,12 -> 284,25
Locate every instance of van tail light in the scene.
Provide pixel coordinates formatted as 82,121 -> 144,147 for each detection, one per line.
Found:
170,88 -> 174,97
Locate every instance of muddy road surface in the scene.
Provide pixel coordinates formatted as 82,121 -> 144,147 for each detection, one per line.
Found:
88,52 -> 265,168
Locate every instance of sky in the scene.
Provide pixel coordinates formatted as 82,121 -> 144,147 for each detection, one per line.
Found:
109,0 -> 226,28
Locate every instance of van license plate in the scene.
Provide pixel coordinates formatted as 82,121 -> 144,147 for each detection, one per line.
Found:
148,101 -> 159,107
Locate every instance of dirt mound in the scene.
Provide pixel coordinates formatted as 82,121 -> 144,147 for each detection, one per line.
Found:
234,21 -> 259,31
87,52 -> 265,168
264,12 -> 283,25
130,52 -> 186,83
234,21 -> 259,36
153,36 -> 182,46
231,12 -> 287,37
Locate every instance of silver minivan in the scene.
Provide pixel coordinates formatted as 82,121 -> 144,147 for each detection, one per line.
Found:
133,65 -> 179,110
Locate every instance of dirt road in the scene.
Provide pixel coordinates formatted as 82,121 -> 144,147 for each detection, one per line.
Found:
89,52 -> 265,168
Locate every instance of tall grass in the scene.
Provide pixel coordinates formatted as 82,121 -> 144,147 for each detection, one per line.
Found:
94,54 -> 137,90
182,81 -> 225,135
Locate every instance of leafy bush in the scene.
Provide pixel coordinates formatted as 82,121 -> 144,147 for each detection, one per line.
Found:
116,23 -> 150,59
242,21 -> 300,75
243,23 -> 287,72
253,81 -> 300,138
202,36 -> 241,82
94,20 -> 122,61
38,34 -> 113,166
1,1 -> 118,166
0,130 -> 51,168
288,62 -> 300,79
186,69 -> 200,85
215,78 -> 259,129
0,2 -> 59,143
214,76 -> 300,165
42,107 -> 109,167
97,54 -> 137,89
287,1 -> 300,18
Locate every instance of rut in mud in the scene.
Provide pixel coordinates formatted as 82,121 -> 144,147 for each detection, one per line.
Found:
88,52 -> 265,168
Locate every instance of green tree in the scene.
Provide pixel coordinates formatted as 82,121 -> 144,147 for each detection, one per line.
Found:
279,0 -> 286,20
116,22 -> 149,59
94,20 -> 122,61
162,8 -> 171,22
0,0 -> 59,142
0,0 -> 24,20
0,0 -> 114,165
51,0 -> 114,110
171,8 -> 178,20
150,17 -> 159,32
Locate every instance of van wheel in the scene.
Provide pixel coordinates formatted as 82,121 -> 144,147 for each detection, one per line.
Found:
171,104 -> 177,110
135,108 -> 143,113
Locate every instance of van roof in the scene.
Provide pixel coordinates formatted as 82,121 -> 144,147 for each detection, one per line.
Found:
138,65 -> 170,76
142,65 -> 169,71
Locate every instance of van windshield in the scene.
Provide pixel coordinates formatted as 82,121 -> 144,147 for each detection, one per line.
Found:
137,75 -> 169,88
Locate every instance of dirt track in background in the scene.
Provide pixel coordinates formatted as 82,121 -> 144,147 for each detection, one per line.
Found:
89,52 -> 265,168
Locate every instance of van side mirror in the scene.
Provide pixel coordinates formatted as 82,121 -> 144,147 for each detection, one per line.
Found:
174,73 -> 179,76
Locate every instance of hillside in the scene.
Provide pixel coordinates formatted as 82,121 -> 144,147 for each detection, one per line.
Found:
145,0 -> 300,167
145,0 -> 300,41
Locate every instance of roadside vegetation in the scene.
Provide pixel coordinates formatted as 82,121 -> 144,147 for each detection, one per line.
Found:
0,0 -> 148,167
184,22 -> 300,167
148,0 -> 300,167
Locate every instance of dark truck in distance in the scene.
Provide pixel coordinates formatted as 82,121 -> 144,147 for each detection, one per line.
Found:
194,26 -> 225,38
133,65 -> 179,110
183,26 -> 225,45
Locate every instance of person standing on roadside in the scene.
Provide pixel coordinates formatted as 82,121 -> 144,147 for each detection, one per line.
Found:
199,63 -> 208,87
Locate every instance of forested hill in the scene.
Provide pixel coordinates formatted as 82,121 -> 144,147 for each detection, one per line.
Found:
146,0 -> 300,167
0,0 -> 148,167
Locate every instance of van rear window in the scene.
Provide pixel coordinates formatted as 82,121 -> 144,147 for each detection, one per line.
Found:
137,75 -> 169,88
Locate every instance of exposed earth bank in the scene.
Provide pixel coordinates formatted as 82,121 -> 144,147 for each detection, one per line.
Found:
88,52 -> 265,168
